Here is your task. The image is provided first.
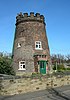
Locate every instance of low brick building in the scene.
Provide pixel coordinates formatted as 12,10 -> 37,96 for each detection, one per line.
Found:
12,12 -> 51,75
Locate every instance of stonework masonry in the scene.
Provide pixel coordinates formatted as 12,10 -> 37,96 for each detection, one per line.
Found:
0,75 -> 70,95
12,12 -> 51,75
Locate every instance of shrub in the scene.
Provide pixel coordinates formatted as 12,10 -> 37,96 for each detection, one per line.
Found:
53,64 -> 66,71
0,56 -> 15,75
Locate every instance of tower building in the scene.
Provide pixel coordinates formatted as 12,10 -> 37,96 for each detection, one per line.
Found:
12,12 -> 51,75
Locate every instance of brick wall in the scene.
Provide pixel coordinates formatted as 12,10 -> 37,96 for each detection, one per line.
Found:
12,13 -> 51,75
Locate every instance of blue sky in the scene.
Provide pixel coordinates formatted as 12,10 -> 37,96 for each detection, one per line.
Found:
0,0 -> 70,55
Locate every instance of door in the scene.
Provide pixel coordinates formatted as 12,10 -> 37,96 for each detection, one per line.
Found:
39,61 -> 46,74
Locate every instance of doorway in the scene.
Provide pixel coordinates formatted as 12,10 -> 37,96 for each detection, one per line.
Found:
39,61 -> 46,74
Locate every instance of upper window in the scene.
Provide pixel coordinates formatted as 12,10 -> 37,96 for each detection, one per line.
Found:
17,43 -> 21,48
18,61 -> 26,70
35,41 -> 42,50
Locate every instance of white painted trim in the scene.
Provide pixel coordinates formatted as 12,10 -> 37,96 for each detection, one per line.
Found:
18,61 -> 26,70
18,68 -> 26,71
35,41 -> 42,50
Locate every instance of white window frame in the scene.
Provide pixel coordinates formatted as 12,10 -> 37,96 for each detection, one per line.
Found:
18,61 -> 26,70
35,41 -> 42,50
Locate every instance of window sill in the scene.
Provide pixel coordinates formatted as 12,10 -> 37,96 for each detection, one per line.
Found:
18,68 -> 26,71
35,48 -> 43,50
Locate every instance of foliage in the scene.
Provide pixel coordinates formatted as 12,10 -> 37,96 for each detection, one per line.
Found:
57,64 -> 66,70
0,55 -> 15,75
53,64 -> 66,71
31,72 -> 42,79
66,68 -> 70,70
0,79 -> 3,91
51,54 -> 70,72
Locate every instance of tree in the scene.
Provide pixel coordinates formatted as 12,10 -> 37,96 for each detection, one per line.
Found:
51,54 -> 66,65
66,54 -> 70,63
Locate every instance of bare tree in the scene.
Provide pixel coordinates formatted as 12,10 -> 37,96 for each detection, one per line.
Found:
66,54 -> 70,63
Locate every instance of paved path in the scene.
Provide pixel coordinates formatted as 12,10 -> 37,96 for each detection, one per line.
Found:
0,85 -> 70,100
53,85 -> 70,99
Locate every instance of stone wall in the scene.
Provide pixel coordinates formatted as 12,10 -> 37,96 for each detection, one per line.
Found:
0,75 -> 70,96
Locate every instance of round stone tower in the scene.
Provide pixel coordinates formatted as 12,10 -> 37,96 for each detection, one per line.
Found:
12,12 -> 51,75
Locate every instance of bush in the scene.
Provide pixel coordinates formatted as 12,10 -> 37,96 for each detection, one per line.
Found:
53,64 -> 66,71
66,68 -> 70,70
0,56 -> 15,75
31,72 -> 42,79
58,64 -> 65,70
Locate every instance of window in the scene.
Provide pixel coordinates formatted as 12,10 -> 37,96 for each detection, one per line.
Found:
18,61 -> 26,70
35,41 -> 42,50
17,43 -> 21,48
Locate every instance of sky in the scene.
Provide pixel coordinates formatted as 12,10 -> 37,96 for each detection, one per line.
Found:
0,0 -> 70,55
